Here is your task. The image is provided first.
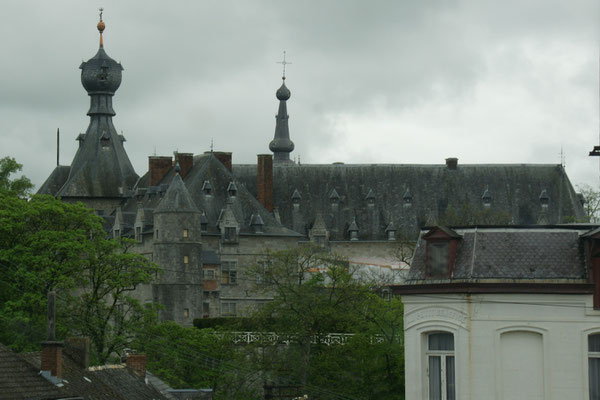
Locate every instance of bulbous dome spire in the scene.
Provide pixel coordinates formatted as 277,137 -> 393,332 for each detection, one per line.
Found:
276,78 -> 291,101
79,13 -> 123,95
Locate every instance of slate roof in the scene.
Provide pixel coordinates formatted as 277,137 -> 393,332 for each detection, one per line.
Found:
38,41 -> 138,199
233,163 -> 585,240
406,226 -> 590,282
19,350 -> 168,400
121,153 -> 300,237
155,174 -> 199,213
0,343 -> 69,400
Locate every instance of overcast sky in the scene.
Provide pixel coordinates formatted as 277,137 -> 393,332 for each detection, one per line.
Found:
1,1 -> 598,191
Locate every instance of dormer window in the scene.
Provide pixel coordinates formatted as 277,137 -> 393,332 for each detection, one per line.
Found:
428,242 -> 449,276
227,182 -> 238,197
423,226 -> 462,279
482,188 -> 492,208
365,189 -> 375,206
539,189 -> 549,209
330,188 -> 340,205
202,180 -> 212,196
403,188 -> 412,207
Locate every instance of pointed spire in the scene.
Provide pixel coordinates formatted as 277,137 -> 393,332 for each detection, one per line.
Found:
98,8 -> 105,48
269,53 -> 295,163
329,188 -> 340,202
291,188 -> 302,203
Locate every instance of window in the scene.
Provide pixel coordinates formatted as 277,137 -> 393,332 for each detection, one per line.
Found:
427,332 -> 455,400
590,334 -> 600,400
428,242 -> 449,277
183,229 -> 189,238
183,308 -> 189,319
221,302 -> 237,317
221,261 -> 237,285
204,269 -> 215,280
203,302 -> 210,318
155,229 -> 159,239
256,261 -> 269,284
183,255 -> 189,265
135,226 -> 142,242
113,229 -> 120,238
224,227 -> 237,241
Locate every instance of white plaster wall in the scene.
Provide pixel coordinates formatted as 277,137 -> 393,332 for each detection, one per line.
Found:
402,293 -> 600,400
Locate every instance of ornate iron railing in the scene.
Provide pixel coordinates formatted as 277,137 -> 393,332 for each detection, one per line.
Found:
213,331 -> 400,346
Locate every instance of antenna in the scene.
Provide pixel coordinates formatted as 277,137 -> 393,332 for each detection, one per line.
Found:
276,51 -> 291,79
559,146 -> 565,168
56,128 -> 60,166
210,138 -> 214,153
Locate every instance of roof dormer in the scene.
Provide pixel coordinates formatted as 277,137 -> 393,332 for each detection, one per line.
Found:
422,226 -> 462,279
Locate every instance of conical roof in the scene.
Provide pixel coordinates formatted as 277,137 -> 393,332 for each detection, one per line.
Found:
155,174 -> 199,213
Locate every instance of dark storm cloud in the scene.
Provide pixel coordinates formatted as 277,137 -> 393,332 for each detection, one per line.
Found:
0,0 -> 597,190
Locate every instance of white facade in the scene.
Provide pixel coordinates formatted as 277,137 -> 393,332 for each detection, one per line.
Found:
403,292 -> 600,400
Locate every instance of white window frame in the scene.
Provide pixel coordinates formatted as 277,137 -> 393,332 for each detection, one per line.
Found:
426,332 -> 455,400
590,333 -> 600,400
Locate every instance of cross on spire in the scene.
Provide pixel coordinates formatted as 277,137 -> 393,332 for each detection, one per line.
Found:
277,51 -> 291,80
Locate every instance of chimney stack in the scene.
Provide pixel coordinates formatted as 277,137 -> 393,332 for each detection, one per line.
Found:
445,157 -> 458,170
149,156 -> 173,186
174,152 -> 194,178
41,291 -> 63,378
210,151 -> 232,172
126,354 -> 147,376
64,337 -> 90,369
257,154 -> 273,212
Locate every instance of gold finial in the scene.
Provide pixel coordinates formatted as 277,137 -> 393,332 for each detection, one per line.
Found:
97,8 -> 105,47
277,51 -> 291,80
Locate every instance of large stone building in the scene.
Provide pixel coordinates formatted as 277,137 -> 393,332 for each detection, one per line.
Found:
39,19 -> 585,323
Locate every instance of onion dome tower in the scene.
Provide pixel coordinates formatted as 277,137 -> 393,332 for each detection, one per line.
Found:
269,52 -> 295,163
57,11 -> 138,206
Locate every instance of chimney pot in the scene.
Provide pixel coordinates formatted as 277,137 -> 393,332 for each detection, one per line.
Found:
445,157 -> 458,170
126,354 -> 147,376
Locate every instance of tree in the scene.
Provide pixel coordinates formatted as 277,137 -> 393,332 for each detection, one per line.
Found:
577,184 -> 600,223
0,156 -> 33,198
134,321 -> 262,400
0,193 -> 161,363
246,245 -> 404,399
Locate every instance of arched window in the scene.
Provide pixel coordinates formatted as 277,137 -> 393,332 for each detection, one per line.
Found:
427,332 -> 455,400
590,334 -> 600,400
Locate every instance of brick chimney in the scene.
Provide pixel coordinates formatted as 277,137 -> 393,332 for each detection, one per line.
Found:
149,156 -> 173,186
445,157 -> 458,170
41,290 -> 63,379
64,337 -> 90,369
212,151 -> 232,172
41,342 -> 63,379
174,152 -> 194,178
126,354 -> 147,376
257,154 -> 273,213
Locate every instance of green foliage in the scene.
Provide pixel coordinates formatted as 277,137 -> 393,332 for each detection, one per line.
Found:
0,157 -> 33,198
135,322 -> 262,400
0,193 -> 162,363
246,245 -> 405,399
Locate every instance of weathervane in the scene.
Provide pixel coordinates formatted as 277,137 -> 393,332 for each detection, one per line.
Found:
99,7 -> 104,21
277,51 -> 291,80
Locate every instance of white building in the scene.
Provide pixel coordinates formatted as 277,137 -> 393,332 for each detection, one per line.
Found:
394,226 -> 600,400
